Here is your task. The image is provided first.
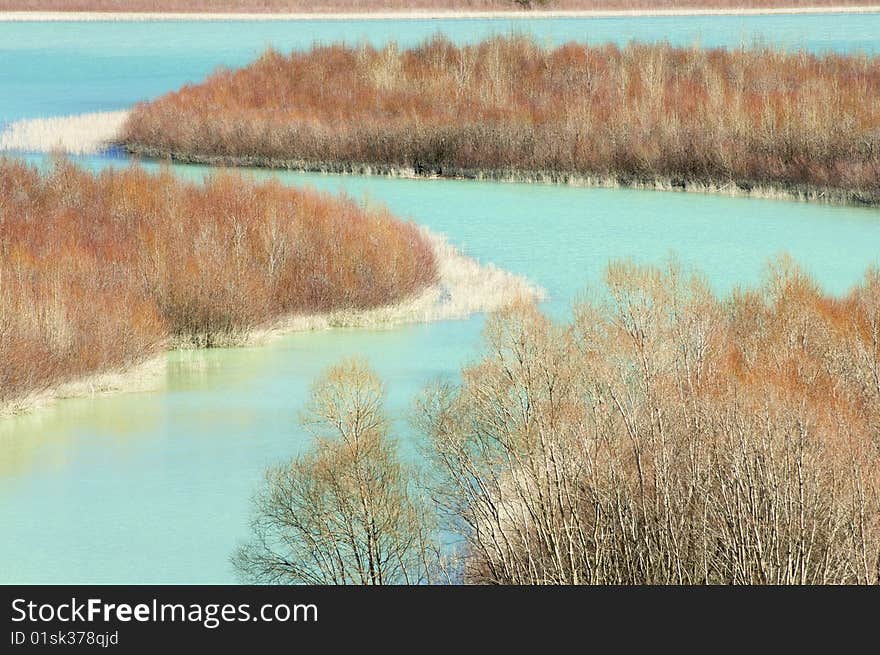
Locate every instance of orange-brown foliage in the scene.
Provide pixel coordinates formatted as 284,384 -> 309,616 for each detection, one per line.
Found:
123,37 -> 880,203
420,260 -> 880,583
0,158 -> 436,406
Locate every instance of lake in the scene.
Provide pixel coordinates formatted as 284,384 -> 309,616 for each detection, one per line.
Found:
1,14 -> 879,583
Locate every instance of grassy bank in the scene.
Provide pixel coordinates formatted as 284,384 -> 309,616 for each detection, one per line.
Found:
122,37 -> 880,206
0,158 -> 437,412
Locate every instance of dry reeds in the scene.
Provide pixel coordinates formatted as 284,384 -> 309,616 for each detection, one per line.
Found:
417,259 -> 880,584
234,358 -> 443,585
0,1 -> 872,13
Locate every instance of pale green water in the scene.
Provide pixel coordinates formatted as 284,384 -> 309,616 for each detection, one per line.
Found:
1,17 -> 880,583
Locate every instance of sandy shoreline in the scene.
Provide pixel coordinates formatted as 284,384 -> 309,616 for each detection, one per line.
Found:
1,7 -> 879,21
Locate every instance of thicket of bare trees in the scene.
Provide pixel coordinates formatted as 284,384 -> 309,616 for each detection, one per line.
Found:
3,1 -> 864,13
233,359 -> 443,584
0,158 -> 436,408
124,36 -> 880,204
241,260 -> 880,584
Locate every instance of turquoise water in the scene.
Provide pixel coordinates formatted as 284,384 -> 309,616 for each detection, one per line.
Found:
1,16 -> 880,583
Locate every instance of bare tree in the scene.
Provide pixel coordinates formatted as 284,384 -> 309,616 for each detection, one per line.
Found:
234,358 -> 442,584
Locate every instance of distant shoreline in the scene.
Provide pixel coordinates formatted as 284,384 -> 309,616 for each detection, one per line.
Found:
1,7 -> 880,21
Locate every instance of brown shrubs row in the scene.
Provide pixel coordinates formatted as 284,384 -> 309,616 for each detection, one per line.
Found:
0,0 -> 514,11
416,260 -> 880,584
123,37 -> 880,203
0,158 -> 437,407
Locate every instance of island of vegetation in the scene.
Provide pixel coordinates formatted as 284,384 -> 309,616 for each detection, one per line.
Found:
0,157 -> 540,415
120,36 -> 880,205
236,259 -> 880,585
